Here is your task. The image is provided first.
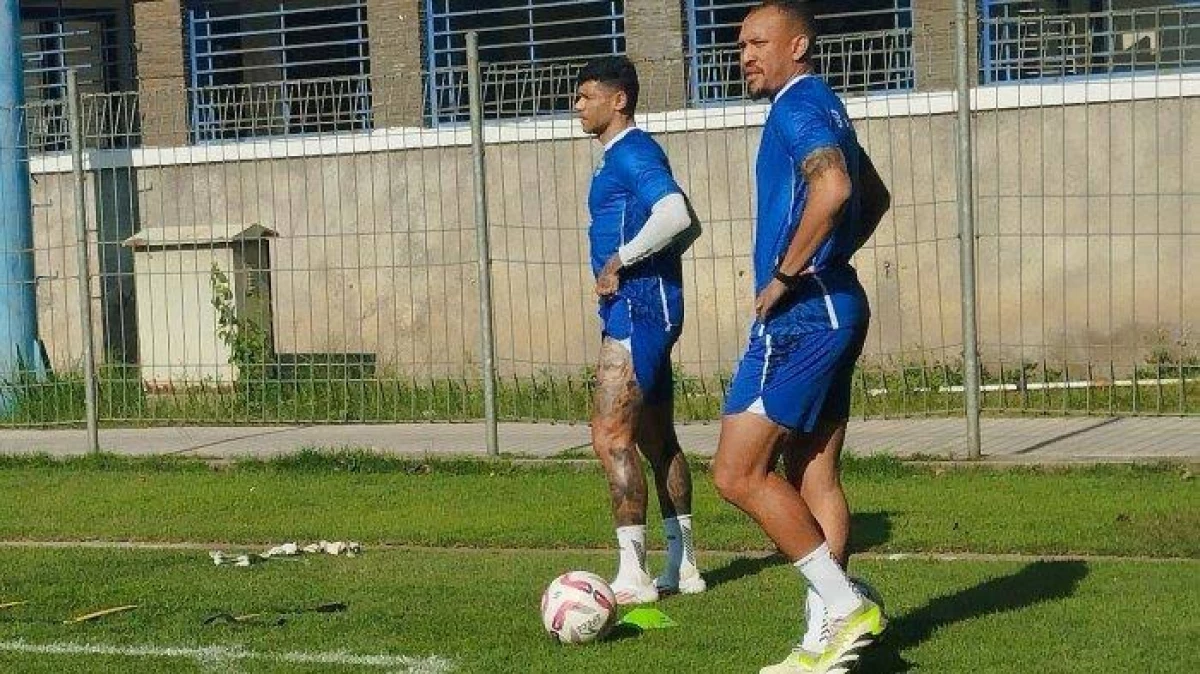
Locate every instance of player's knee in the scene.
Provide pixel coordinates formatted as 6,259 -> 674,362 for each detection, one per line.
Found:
712,461 -> 751,505
592,418 -> 635,453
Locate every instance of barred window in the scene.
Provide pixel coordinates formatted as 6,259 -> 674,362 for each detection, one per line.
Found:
685,0 -> 914,103
980,1 -> 1200,83
424,0 -> 626,124
20,0 -> 136,150
185,0 -> 372,142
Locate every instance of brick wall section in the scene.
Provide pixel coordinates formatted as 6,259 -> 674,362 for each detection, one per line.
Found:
132,0 -> 188,145
367,0 -> 424,128
914,0 -> 977,92
625,0 -> 687,112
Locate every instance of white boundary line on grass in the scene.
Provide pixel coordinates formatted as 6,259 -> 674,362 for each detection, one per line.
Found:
0,640 -> 454,673
0,540 -> 1194,564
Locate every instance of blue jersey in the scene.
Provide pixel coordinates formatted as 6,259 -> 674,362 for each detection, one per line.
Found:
588,128 -> 685,338
755,74 -> 869,332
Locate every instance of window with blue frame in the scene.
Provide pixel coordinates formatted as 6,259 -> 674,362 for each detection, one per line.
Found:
424,0 -> 625,124
980,1 -> 1200,83
685,0 -> 914,103
20,0 -> 137,150
185,0 -> 371,141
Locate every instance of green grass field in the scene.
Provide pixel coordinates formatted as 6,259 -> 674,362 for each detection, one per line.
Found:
0,453 -> 1196,673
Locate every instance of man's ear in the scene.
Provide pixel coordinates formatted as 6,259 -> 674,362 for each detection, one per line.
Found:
613,88 -> 629,114
791,34 -> 812,63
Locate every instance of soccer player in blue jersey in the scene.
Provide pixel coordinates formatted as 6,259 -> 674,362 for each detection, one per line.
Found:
575,56 -> 706,605
711,2 -> 892,672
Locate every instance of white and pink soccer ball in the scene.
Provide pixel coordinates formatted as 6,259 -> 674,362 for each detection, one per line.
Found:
540,571 -> 618,645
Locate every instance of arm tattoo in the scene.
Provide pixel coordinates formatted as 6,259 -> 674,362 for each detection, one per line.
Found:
801,147 -> 848,184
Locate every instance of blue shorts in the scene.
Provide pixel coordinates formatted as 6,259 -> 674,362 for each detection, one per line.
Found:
601,309 -> 679,407
602,328 -> 678,406
723,323 -> 867,432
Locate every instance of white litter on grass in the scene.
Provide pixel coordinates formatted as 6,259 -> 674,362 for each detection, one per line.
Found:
303,540 -> 362,556
266,542 -> 300,557
210,540 -> 361,566
0,640 -> 454,673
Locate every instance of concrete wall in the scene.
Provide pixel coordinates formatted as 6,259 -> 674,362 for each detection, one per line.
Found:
28,94 -> 1198,379
28,169 -> 113,376
971,97 -> 1197,367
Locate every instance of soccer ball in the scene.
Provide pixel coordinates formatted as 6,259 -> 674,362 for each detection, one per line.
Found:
540,571 -> 618,645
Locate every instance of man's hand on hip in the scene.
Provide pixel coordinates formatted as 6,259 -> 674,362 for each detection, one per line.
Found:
596,254 -> 622,297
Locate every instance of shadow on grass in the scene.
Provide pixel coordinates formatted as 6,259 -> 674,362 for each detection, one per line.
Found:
861,560 -> 1089,672
849,510 -> 893,553
704,552 -> 789,590
604,623 -> 647,643
704,511 -> 896,591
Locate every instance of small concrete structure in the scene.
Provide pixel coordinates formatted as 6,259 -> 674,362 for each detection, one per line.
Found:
123,224 -> 276,390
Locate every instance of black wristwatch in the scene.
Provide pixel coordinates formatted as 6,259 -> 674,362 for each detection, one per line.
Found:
773,267 -> 803,290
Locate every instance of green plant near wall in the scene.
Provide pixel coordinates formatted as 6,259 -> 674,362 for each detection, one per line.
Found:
209,264 -> 271,386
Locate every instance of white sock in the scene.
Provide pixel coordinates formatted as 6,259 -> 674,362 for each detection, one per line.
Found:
615,525 -> 648,582
662,515 -> 698,578
795,543 -> 861,617
801,585 -> 827,652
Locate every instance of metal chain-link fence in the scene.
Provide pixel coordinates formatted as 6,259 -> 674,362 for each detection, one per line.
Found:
1,5 -> 1196,449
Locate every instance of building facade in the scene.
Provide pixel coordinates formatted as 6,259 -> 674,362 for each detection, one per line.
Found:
19,1 -> 1198,146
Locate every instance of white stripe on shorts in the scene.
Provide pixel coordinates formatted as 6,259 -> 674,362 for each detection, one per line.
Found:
812,273 -> 840,329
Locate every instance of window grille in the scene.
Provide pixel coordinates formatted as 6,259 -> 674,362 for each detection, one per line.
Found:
186,0 -> 372,141
980,1 -> 1200,83
685,0 -> 914,103
424,0 -> 625,123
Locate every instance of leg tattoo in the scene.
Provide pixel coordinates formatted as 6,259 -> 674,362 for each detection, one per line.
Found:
664,450 -> 693,515
607,443 -> 648,525
593,339 -> 648,527
640,402 -> 693,518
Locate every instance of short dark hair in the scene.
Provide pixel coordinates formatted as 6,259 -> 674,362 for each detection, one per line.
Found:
753,0 -> 819,42
577,56 -> 639,116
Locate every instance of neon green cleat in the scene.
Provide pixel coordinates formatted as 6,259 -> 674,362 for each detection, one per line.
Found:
759,646 -> 821,674
816,598 -> 886,672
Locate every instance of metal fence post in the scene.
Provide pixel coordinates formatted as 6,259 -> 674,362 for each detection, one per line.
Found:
954,0 -> 982,459
467,32 -> 500,456
67,69 -> 99,453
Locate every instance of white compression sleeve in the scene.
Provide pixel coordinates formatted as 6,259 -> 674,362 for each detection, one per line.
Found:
617,192 -> 695,267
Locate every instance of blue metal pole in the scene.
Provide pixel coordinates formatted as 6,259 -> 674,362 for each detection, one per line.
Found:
0,0 -> 38,413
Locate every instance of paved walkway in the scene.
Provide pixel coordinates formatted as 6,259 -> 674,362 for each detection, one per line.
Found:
1,417 -> 1196,462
